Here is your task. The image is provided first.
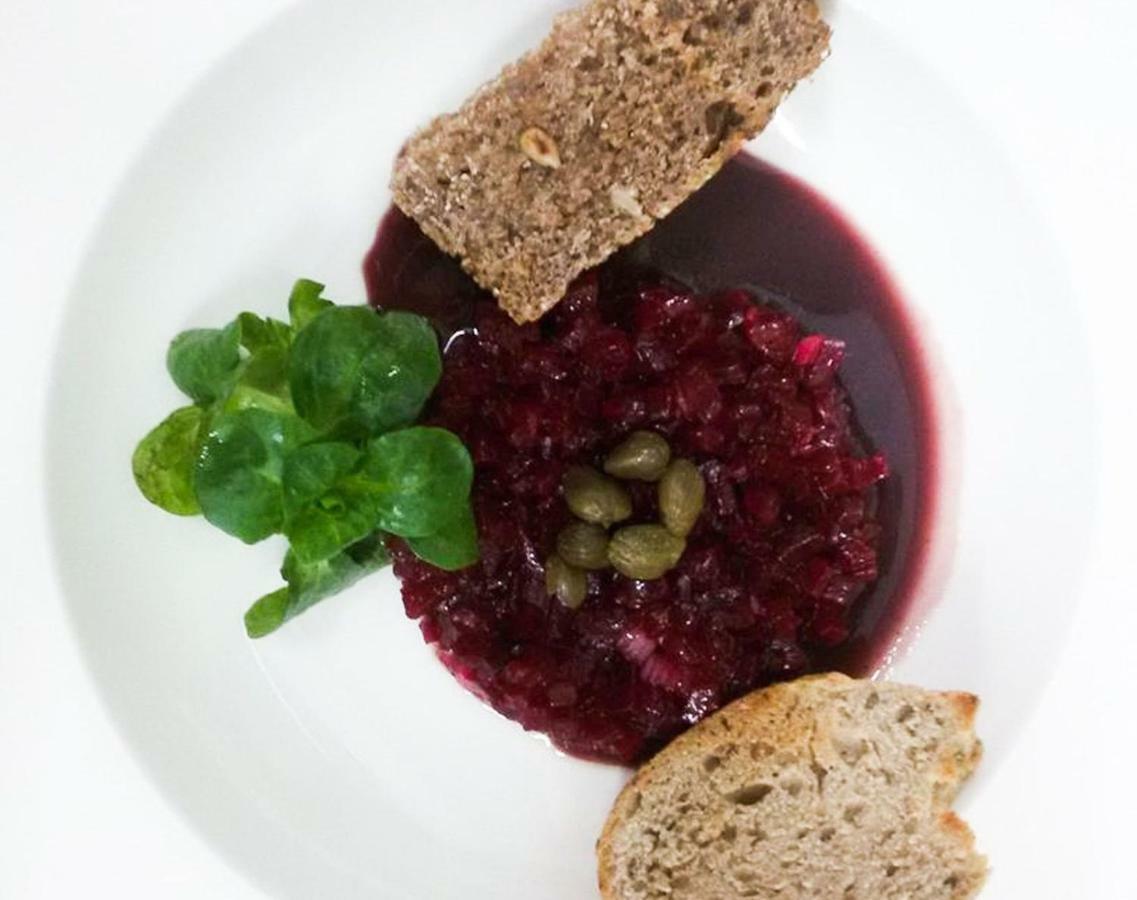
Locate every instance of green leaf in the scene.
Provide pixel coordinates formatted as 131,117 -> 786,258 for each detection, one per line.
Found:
407,504 -> 479,570
289,307 -> 441,439
244,587 -> 290,639
224,345 -> 292,415
244,535 -> 390,638
288,279 -> 334,332
282,442 -> 363,517
281,443 -> 381,564
363,426 -> 473,537
139,276 -> 478,640
237,311 -> 291,354
167,322 -> 241,404
193,408 -> 311,543
223,312 -> 294,415
132,406 -> 205,515
284,533 -> 390,611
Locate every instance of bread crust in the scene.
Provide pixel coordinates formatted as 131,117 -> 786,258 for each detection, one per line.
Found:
597,674 -> 987,900
392,0 -> 830,323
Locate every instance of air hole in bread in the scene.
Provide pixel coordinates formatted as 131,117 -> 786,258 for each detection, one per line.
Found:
760,63 -> 777,77
843,803 -> 865,824
835,736 -> 869,766
750,741 -> 775,760
737,3 -> 756,25
704,755 -> 722,772
784,778 -> 805,797
896,704 -> 915,723
726,783 -> 774,805
703,101 -> 744,157
820,827 -> 837,842
755,81 -> 774,98
721,824 -> 737,843
865,692 -> 880,710
885,864 -> 899,877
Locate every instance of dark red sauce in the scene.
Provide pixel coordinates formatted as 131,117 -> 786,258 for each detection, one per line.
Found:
365,154 -> 937,763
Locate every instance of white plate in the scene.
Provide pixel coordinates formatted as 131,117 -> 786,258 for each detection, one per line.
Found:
46,1 -> 1094,897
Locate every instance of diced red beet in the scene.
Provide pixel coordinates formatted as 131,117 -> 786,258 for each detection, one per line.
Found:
388,275 -> 888,764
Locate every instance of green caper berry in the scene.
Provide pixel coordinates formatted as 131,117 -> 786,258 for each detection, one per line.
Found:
603,430 -> 672,482
563,465 -> 633,526
607,525 -> 687,580
659,458 -> 706,537
545,554 -> 588,609
556,521 -> 611,570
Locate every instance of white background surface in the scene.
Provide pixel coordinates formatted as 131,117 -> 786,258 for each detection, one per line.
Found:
1,1 -> 1134,897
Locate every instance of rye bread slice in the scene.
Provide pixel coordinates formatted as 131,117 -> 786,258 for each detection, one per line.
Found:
391,0 -> 829,323
597,674 -> 988,900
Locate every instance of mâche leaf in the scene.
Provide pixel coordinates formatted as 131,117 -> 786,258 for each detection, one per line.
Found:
167,321 -> 241,404
237,311 -> 291,354
221,312 -> 295,415
132,406 -> 205,515
364,311 -> 444,429
244,535 -> 391,638
283,533 -> 391,611
225,345 -> 292,415
194,408 -> 311,543
244,587 -> 290,639
136,278 -> 479,639
282,442 -> 362,517
364,426 -> 473,538
289,307 -> 442,439
407,504 -> 479,571
282,442 -> 382,564
288,279 -> 334,332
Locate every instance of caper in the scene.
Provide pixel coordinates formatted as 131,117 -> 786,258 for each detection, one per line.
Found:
607,525 -> 687,580
659,458 -> 706,537
603,430 -> 672,482
563,465 -> 633,526
545,554 -> 588,609
556,521 -> 611,570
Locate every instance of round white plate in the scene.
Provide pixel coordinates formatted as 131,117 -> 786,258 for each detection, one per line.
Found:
47,1 -> 1094,897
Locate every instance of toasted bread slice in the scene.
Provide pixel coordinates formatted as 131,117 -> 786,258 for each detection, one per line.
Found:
392,0 -> 829,323
597,674 -> 987,899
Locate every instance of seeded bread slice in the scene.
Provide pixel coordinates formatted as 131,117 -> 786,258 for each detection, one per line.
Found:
597,674 -> 987,900
391,0 -> 829,323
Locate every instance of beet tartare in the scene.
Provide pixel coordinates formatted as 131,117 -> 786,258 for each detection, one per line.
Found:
388,267 -> 888,763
